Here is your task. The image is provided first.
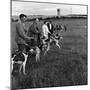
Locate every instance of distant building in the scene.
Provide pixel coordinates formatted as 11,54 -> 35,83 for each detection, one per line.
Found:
57,8 -> 60,17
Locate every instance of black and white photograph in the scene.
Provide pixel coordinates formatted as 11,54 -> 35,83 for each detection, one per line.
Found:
11,0 -> 88,89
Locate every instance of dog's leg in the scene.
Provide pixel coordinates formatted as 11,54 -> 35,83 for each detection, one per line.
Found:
23,58 -> 28,75
36,54 -> 39,62
36,53 -> 39,62
19,64 -> 22,74
23,62 -> 27,75
56,41 -> 60,48
36,53 -> 40,62
44,50 -> 47,56
23,63 -> 26,75
56,44 -> 60,48
22,53 -> 28,75
47,43 -> 50,51
11,59 -> 14,73
44,49 -> 47,56
36,47 -> 40,62
36,54 -> 38,62
38,53 -> 40,61
44,48 -> 48,56
11,55 -> 16,72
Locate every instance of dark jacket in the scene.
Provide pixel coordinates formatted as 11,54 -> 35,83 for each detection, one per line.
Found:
27,22 -> 41,46
47,23 -> 54,34
27,22 -> 39,38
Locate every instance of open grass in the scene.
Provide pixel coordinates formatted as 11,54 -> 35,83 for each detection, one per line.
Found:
11,19 -> 87,89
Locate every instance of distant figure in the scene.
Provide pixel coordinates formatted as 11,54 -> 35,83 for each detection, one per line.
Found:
56,25 -> 59,30
15,14 -> 32,52
36,18 -> 39,22
55,24 -> 67,36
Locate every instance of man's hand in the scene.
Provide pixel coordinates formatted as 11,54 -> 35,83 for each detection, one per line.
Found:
28,37 -> 34,40
30,37 -> 34,40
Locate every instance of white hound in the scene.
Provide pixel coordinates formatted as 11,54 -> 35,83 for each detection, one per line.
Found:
42,34 -> 63,56
50,34 -> 63,49
29,46 -> 40,62
12,52 -> 28,75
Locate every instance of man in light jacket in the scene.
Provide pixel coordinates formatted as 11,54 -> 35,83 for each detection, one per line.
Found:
42,21 -> 51,40
15,14 -> 33,52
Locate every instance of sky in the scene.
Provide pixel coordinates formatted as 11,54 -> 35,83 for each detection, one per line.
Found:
12,0 -> 87,16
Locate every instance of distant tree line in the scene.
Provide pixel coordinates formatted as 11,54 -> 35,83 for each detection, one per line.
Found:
11,15 -> 87,22
11,18 -> 18,22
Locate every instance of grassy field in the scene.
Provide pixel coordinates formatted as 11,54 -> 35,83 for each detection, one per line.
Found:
11,19 -> 87,89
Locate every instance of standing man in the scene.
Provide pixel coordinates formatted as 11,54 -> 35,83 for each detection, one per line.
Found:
27,19 -> 40,47
15,14 -> 32,52
47,20 -> 54,35
42,21 -> 51,42
41,21 -> 51,54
